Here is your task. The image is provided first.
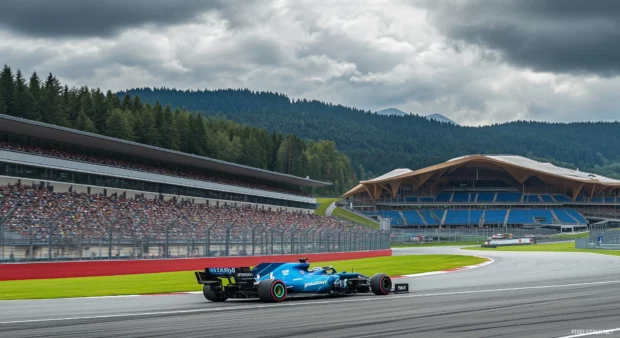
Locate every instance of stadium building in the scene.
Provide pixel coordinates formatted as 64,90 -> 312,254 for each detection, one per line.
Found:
343,155 -> 620,233
0,114 -> 326,212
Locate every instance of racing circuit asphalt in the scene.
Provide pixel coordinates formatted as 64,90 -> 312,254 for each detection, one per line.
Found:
2,247 -> 620,338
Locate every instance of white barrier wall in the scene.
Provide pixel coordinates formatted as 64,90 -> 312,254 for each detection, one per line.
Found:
486,238 -> 534,246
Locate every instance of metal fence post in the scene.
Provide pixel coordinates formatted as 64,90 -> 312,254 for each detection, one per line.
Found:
290,224 -> 299,254
225,222 -> 235,257
251,223 -> 262,256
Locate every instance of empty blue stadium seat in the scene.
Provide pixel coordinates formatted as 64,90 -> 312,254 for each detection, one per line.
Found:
420,210 -> 440,225
419,197 -> 435,202
483,209 -> 506,224
477,192 -> 495,202
553,195 -> 571,202
565,209 -> 587,224
553,209 -> 579,224
378,211 -> 404,225
530,209 -> 553,224
525,195 -> 541,202
604,197 -> 615,203
452,193 -> 471,202
437,193 -> 452,202
443,209 -> 483,225
540,195 -> 554,202
496,192 -> 522,202
507,209 -> 533,224
402,211 -> 424,225
405,196 -> 418,202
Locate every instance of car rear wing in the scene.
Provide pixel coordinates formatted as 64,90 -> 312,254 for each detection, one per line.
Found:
195,267 -> 255,285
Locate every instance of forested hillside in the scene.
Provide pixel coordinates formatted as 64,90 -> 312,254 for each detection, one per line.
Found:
120,87 -> 620,179
0,65 -> 357,195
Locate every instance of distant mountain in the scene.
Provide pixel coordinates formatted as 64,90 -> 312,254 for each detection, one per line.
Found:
118,87 -> 620,180
426,113 -> 460,126
376,108 -> 408,116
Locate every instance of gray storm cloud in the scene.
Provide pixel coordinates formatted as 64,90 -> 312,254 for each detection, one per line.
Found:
0,0 -> 230,38
425,0 -> 620,76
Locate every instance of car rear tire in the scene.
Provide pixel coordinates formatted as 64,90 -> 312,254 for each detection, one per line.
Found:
257,279 -> 287,302
370,273 -> 392,295
203,284 -> 228,302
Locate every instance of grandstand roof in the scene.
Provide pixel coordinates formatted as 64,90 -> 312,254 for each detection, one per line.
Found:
0,114 -> 329,187
343,154 -> 620,199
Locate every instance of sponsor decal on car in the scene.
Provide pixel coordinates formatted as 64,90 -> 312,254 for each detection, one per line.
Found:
209,268 -> 236,275
304,280 -> 327,288
236,272 -> 254,278
282,269 -> 289,276
299,270 -> 304,274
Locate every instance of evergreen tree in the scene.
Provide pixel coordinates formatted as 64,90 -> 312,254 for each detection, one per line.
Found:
0,91 -> 6,115
41,72 -> 69,126
76,109 -> 98,133
105,109 -> 134,140
27,72 -> 42,120
13,69 -> 34,119
0,65 -> 15,116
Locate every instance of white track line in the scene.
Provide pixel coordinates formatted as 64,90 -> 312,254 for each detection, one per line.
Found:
1,279 -> 619,325
556,327 -> 620,337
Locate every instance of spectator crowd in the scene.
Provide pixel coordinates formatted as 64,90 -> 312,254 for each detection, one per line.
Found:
1,184 -> 363,241
0,141 -> 312,197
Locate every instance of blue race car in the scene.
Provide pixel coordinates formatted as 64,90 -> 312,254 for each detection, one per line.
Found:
194,258 -> 408,303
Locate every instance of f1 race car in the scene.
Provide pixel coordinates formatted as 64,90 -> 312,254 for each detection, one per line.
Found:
195,258 -> 409,303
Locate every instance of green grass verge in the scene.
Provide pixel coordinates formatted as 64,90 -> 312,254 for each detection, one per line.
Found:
392,241 -> 480,247
315,198 -> 340,216
550,232 -> 590,239
462,241 -> 620,256
0,254 -> 486,300
331,207 -> 379,229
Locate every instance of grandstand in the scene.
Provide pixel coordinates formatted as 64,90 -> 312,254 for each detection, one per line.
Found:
0,114 -> 326,210
0,115 -> 390,261
344,154 -> 620,232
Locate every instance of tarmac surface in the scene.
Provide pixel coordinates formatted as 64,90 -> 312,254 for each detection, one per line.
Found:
1,246 -> 620,338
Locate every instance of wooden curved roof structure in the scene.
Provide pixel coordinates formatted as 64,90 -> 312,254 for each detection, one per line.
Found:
343,154 -> 620,200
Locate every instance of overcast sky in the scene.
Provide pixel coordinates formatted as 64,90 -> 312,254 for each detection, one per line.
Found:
1,0 -> 620,126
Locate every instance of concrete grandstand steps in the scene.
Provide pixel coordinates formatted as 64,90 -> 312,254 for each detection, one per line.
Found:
416,210 -> 427,226
550,209 -> 561,224
474,193 -> 479,202
492,193 -> 498,203
440,210 -> 447,226
503,209 -> 510,226
564,210 -> 580,224
479,210 -> 486,227
397,211 -> 407,225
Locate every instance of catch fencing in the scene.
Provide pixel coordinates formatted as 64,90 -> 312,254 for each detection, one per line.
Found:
391,227 -> 560,244
575,229 -> 620,250
0,213 -> 390,262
